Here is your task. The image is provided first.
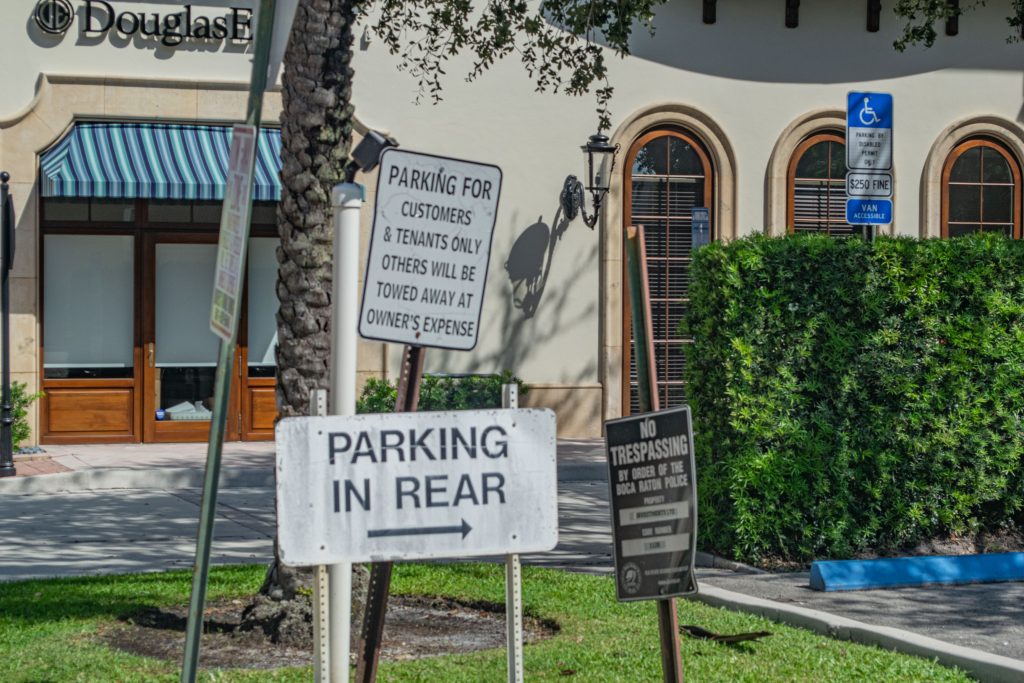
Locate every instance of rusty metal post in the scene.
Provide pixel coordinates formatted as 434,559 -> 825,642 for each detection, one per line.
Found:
355,344 -> 425,683
625,225 -> 684,683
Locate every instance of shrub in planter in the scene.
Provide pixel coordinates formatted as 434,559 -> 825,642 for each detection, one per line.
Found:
356,371 -> 529,413
685,233 -> 1024,564
11,381 -> 43,451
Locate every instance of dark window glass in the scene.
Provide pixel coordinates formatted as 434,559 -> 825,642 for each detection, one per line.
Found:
251,202 -> 278,226
948,224 -> 979,237
43,198 -> 89,222
949,185 -> 980,222
148,201 -> 192,223
982,148 -> 1012,183
632,137 -> 668,175
192,202 -> 222,224
983,185 -> 1013,223
950,148 -> 981,182
669,138 -> 704,175
796,141 -> 830,179
90,199 -> 135,222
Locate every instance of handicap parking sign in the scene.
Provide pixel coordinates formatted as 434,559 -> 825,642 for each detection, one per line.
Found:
847,92 -> 893,171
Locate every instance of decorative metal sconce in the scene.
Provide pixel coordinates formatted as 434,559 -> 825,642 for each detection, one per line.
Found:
560,133 -> 620,229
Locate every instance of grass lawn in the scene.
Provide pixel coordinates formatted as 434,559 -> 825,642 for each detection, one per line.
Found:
0,563 -> 968,682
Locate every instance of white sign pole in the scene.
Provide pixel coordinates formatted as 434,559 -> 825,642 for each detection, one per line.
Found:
327,183 -> 363,683
502,383 -> 524,683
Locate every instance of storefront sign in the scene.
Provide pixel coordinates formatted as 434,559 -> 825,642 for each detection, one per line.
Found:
33,0 -> 254,46
359,148 -> 502,351
605,406 -> 698,601
275,408 -> 558,565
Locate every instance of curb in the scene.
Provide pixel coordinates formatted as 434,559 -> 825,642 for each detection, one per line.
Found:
694,584 -> 1024,682
4,457 -> 605,494
0,466 -> 275,494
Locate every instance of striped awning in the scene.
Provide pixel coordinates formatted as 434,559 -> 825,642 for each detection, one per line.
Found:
40,122 -> 282,201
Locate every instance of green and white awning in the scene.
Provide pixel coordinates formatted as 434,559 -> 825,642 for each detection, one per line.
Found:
40,122 -> 282,201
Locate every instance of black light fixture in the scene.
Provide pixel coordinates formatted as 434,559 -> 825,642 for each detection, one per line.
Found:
560,133 -> 620,229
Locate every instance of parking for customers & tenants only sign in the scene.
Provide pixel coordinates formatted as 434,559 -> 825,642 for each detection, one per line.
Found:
359,149 -> 502,350
275,408 -> 557,565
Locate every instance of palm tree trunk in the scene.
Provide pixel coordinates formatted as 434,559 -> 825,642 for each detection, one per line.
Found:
250,0 -> 367,638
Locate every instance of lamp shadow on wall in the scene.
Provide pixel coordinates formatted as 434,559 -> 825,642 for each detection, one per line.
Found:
504,206 -> 571,319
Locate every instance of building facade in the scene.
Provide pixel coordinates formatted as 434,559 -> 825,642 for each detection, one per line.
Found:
1,0 -> 1022,444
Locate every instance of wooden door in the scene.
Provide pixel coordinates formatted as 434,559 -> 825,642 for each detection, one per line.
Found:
142,234 -> 242,442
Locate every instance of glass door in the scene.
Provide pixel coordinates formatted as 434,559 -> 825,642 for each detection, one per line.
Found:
143,236 -> 241,442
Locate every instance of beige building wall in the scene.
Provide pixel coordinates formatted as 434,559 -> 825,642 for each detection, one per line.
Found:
0,1 -> 1022,441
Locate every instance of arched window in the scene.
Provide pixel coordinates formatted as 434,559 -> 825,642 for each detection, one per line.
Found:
624,129 -> 713,414
942,138 -> 1022,238
787,132 -> 853,236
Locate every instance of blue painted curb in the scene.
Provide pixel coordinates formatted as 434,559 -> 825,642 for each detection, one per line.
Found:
810,552 -> 1024,592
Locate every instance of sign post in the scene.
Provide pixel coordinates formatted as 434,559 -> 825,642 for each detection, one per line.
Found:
181,1 -> 289,681
620,225 -> 688,682
0,173 -> 15,479
846,91 -> 894,239
349,147 -> 501,682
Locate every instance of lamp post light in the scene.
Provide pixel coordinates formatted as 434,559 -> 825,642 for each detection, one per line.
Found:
560,133 -> 620,229
0,172 -> 15,478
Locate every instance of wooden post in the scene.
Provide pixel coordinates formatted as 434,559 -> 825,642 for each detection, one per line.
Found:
625,225 -> 684,683
355,345 -> 425,683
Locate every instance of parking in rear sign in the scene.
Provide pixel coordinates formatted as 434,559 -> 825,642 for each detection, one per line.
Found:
275,408 -> 557,565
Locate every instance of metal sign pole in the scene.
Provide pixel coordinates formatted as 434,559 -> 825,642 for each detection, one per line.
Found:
180,2 -> 276,681
356,344 -> 425,683
0,173 -> 14,479
503,383 -> 525,683
625,225 -> 684,683
308,389 -> 331,681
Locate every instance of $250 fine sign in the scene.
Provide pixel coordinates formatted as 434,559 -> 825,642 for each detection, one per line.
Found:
359,148 -> 502,351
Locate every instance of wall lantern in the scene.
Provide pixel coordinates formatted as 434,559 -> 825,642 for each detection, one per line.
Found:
560,133 -> 620,229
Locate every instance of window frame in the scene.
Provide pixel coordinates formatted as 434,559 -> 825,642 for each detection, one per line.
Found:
940,137 -> 1022,239
786,130 -> 851,236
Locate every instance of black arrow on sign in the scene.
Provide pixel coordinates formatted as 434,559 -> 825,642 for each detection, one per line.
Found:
368,518 -> 472,539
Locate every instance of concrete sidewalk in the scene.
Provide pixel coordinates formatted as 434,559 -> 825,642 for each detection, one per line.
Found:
6,438 -> 608,492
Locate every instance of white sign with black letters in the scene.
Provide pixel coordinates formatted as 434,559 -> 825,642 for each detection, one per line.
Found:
359,148 -> 502,351
275,409 -> 557,565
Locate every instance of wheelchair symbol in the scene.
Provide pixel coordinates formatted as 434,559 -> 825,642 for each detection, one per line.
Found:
858,98 -> 881,126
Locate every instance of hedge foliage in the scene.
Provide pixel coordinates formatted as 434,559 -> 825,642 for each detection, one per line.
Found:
356,371 -> 529,413
685,234 -> 1024,564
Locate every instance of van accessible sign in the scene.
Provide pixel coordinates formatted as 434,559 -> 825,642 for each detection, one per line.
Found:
359,149 -> 501,350
275,409 -> 557,565
605,406 -> 698,601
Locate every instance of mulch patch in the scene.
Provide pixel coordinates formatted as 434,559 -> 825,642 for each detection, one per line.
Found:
98,595 -> 557,670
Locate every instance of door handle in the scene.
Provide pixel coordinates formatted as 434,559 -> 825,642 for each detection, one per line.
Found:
147,343 -> 155,368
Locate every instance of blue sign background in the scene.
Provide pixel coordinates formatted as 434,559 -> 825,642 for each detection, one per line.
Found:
846,198 -> 893,225
847,92 -> 893,129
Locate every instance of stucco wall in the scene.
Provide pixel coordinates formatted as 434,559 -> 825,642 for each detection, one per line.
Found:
0,1 -> 1021,440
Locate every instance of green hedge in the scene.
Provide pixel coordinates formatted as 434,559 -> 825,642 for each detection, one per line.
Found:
356,371 -> 529,413
685,234 -> 1024,564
